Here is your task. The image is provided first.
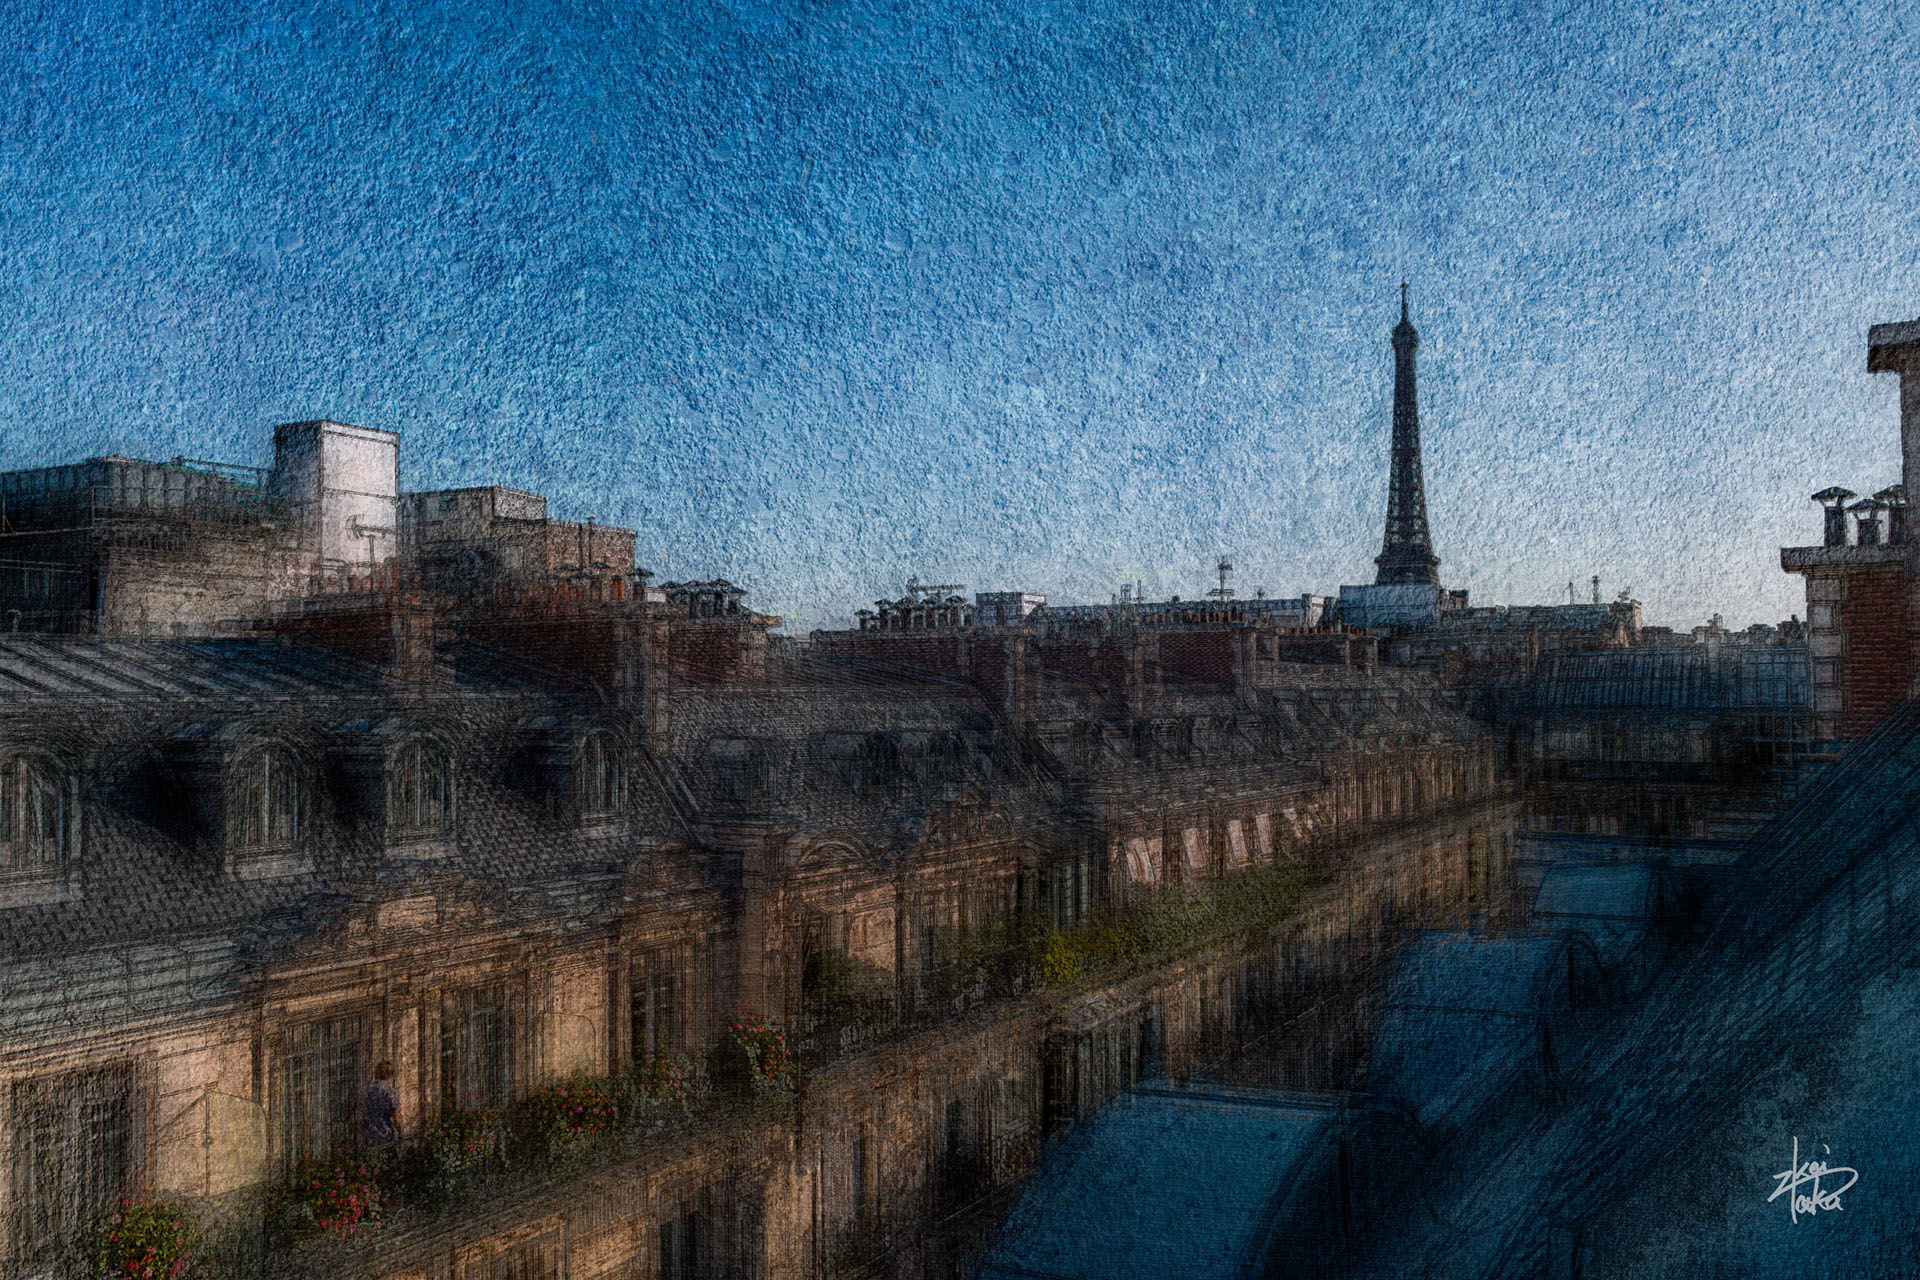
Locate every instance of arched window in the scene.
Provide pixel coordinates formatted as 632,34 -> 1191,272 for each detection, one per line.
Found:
575,730 -> 624,818
233,747 -> 304,849
1,754 -> 71,873
389,741 -> 453,837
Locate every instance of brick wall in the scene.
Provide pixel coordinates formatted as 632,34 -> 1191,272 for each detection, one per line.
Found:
1841,566 -> 1909,739
467,609 -> 642,691
271,599 -> 438,680
1154,632 -> 1236,683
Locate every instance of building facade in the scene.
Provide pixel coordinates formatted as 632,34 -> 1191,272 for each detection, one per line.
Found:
0,424 -> 1521,1280
1781,319 -> 1920,744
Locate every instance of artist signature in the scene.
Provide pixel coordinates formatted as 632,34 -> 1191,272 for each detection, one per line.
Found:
1766,1138 -> 1858,1223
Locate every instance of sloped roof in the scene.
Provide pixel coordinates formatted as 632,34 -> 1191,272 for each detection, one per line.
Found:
0,637 -> 385,698
1527,646 -> 1808,712
1367,932 -> 1566,1127
977,1085 -> 1336,1280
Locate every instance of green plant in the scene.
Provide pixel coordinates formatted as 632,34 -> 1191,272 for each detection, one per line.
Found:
271,1157 -> 384,1243
715,1018 -> 794,1096
386,1107 -> 509,1210
1037,929 -> 1083,987
924,919 -> 1048,1003
422,1107 -> 507,1177
517,1076 -> 617,1158
81,1194 -> 198,1279
1034,860 -> 1313,989
801,947 -> 892,1030
632,1052 -> 703,1113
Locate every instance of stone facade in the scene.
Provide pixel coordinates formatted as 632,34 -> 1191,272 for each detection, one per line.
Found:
0,418 -> 1536,1280
0,581 -> 1514,1279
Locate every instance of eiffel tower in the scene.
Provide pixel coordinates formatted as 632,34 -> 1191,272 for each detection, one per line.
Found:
1374,284 -> 1442,586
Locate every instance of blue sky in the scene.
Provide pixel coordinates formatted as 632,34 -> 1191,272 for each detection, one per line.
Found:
1,0 -> 1915,631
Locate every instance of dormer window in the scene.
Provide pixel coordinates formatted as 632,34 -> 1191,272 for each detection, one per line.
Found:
575,730 -> 625,819
0,754 -> 72,875
232,747 -> 305,851
389,740 -> 453,838
156,726 -> 315,880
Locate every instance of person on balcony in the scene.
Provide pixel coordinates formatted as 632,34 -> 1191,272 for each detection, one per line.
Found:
359,1059 -> 401,1155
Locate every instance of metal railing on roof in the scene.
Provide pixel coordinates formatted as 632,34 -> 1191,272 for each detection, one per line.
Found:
0,481 -> 286,534
92,474 -> 286,528
158,457 -> 271,487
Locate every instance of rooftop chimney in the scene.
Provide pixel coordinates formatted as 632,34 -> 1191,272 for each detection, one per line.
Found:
1813,487 -> 1856,548
1852,497 -> 1887,547
1876,485 -> 1908,545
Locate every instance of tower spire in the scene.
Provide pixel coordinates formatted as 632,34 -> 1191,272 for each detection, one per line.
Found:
1374,287 -> 1441,586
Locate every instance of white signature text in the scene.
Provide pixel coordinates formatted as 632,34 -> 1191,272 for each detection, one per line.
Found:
1767,1138 -> 1858,1223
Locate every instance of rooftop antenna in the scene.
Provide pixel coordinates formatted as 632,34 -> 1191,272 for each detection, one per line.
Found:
1207,558 -> 1234,601
1591,574 -> 1600,605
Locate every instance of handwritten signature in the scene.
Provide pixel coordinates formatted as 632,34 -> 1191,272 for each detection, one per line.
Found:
1767,1138 -> 1858,1223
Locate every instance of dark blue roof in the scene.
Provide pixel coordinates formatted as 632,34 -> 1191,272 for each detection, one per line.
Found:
976,1085 -> 1336,1280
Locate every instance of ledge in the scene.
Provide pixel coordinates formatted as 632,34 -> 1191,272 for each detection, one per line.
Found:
382,836 -> 457,864
1868,320 -> 1920,370
229,850 -> 314,881
0,873 -> 79,908
1780,544 -> 1904,571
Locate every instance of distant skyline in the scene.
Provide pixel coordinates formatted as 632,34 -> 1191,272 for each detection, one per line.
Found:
2,0 -> 1916,631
